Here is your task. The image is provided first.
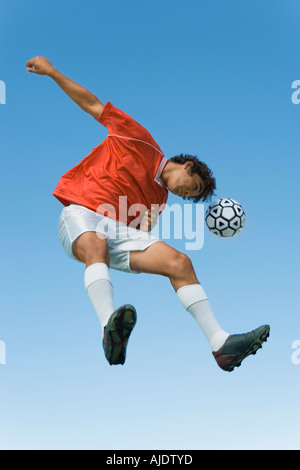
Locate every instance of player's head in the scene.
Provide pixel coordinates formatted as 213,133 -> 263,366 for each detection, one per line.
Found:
167,154 -> 216,202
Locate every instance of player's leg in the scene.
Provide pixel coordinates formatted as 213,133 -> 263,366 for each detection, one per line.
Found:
73,231 -> 115,332
58,207 -> 115,332
130,241 -> 230,351
130,242 -> 270,371
130,241 -> 198,291
58,206 -> 138,365
73,230 -> 110,267
73,231 -> 136,365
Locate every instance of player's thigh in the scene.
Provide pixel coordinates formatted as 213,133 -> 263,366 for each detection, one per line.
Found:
73,231 -> 110,265
129,241 -> 194,277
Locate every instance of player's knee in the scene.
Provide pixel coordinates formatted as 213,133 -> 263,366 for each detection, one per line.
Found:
168,252 -> 193,277
178,252 -> 194,273
73,231 -> 110,266
83,239 -> 110,266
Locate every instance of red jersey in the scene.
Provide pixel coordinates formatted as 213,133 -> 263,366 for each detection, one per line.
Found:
52,102 -> 169,226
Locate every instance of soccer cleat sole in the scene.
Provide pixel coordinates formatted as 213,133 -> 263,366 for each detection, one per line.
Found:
223,325 -> 270,372
103,305 -> 137,366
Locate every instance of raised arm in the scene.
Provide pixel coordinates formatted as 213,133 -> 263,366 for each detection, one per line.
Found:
26,56 -> 104,119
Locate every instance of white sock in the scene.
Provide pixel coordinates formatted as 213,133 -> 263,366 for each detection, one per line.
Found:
177,283 -> 230,351
84,263 -> 115,333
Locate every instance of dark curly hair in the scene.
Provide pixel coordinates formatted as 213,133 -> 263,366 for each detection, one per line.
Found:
169,154 -> 216,203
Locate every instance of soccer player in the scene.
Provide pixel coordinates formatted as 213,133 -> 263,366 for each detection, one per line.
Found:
26,56 -> 270,371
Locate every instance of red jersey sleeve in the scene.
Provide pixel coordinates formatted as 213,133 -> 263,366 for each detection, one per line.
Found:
96,102 -> 158,146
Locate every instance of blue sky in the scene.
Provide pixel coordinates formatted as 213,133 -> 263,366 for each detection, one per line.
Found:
0,0 -> 299,450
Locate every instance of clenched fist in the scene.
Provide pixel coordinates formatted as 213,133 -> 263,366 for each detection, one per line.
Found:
26,56 -> 55,76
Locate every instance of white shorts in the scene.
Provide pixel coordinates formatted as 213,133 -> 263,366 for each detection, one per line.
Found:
58,204 -> 160,274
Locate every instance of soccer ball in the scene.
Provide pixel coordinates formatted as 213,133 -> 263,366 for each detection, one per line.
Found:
205,198 -> 246,237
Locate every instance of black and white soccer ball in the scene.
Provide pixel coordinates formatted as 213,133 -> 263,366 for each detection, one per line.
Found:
205,198 -> 246,237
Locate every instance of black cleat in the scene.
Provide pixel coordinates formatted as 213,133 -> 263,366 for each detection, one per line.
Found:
213,324 -> 270,372
102,305 -> 137,365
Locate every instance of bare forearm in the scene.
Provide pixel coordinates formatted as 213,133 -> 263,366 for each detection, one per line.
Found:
49,68 -> 103,118
26,56 -> 104,119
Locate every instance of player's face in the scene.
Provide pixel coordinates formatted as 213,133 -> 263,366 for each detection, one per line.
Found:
169,162 -> 204,199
